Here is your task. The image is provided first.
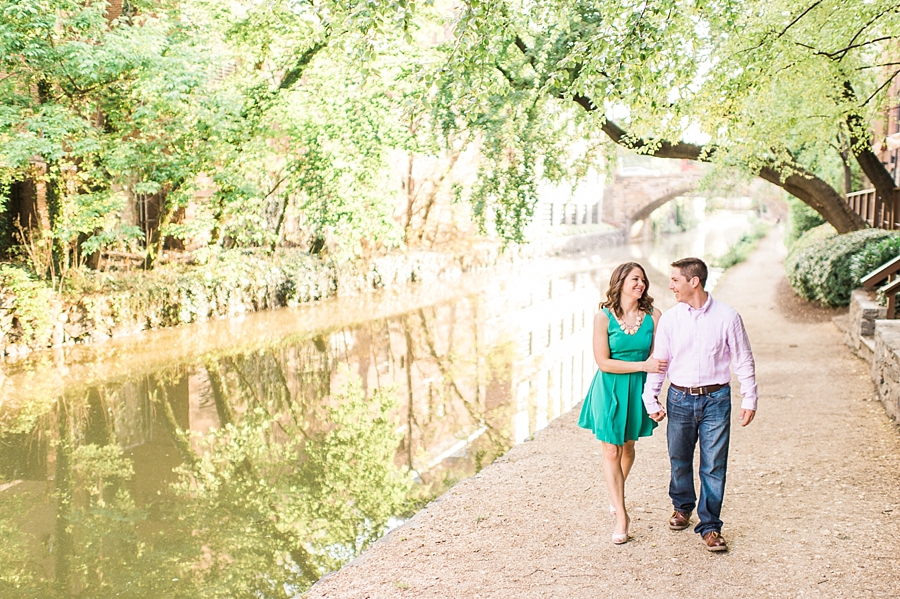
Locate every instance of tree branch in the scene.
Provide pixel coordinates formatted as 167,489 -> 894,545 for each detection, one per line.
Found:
569,92 -> 866,232
506,34 -> 867,233
862,68 -> 900,106
857,61 -> 900,71
496,63 -> 517,85
572,94 -> 712,159
514,36 -> 536,71
819,36 -> 893,60
844,5 -> 898,55
279,42 -> 327,90
778,1 -> 823,38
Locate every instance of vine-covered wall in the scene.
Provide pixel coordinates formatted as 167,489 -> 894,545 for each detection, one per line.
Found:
0,230 -> 626,358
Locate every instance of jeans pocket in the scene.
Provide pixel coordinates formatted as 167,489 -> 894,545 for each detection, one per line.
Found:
709,386 -> 732,402
667,386 -> 686,404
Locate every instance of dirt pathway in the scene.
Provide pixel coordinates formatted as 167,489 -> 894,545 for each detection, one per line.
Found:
305,232 -> 900,599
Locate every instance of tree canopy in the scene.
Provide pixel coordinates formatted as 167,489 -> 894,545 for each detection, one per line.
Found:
441,0 -> 899,232
0,0 -> 897,279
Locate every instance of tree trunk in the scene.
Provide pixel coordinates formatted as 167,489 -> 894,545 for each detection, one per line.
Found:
271,194 -> 290,252
844,81 -> 896,225
205,361 -> 234,427
105,0 -> 124,23
145,180 -> 184,268
839,145 -> 853,196
403,152 -> 416,243
150,377 -> 196,466
418,148 -> 462,244
9,164 -> 53,237
848,118 -> 896,225
54,398 -> 73,597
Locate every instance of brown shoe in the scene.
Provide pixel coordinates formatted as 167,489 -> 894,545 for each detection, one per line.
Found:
702,531 -> 728,552
668,510 -> 691,530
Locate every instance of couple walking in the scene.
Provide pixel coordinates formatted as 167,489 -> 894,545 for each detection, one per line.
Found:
578,257 -> 757,551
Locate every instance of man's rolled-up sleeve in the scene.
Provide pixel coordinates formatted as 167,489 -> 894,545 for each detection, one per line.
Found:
729,314 -> 758,411
642,315 -> 671,414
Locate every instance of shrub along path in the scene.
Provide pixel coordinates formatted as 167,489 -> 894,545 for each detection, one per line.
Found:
304,232 -> 900,599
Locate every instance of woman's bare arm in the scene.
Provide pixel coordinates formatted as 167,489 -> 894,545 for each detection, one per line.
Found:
592,311 -> 666,374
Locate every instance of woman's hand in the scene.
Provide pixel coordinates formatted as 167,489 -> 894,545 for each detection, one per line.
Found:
643,357 -> 667,373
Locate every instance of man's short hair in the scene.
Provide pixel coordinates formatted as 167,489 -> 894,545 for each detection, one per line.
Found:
671,257 -> 708,288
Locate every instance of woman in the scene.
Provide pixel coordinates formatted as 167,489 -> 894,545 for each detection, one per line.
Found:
578,262 -> 666,545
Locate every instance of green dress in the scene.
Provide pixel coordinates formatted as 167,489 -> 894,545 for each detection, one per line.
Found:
578,307 -> 657,444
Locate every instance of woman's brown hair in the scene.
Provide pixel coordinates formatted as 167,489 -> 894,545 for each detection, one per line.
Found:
600,262 -> 654,317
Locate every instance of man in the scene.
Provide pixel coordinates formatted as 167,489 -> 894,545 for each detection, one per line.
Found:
643,257 -> 757,552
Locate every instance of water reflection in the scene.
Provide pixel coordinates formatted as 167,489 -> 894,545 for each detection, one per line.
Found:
0,212 -> 757,597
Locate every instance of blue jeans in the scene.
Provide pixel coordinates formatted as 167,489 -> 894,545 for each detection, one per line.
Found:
666,384 -> 732,536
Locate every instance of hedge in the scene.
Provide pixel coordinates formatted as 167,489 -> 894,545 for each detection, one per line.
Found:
785,227 -> 895,307
849,233 -> 900,284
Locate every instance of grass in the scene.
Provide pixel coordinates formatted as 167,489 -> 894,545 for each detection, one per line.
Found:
712,222 -> 771,269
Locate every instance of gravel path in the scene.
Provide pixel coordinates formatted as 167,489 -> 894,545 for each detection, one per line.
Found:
305,232 -> 900,599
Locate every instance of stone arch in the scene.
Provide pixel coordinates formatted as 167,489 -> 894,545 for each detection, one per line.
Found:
602,170 -> 705,227
626,184 -> 699,223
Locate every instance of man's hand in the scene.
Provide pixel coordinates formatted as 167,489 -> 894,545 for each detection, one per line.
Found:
740,409 -> 756,427
649,409 -> 666,422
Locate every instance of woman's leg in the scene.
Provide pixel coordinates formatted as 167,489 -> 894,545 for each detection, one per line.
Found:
621,440 -> 636,482
611,440 -> 637,518
601,441 -> 628,535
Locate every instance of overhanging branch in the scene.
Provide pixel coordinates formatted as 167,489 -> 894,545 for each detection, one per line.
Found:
506,34 -> 867,232
279,42 -> 327,90
572,94 -> 711,160
569,91 -> 866,232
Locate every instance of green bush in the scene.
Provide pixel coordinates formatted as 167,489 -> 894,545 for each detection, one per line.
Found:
785,228 -> 895,306
789,222 -> 838,253
784,197 -> 827,248
849,233 -> 900,285
0,265 -> 55,347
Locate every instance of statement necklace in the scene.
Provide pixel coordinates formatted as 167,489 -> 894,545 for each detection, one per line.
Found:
614,311 -> 644,335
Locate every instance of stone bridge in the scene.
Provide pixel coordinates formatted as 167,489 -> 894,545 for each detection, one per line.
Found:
602,167 -> 706,228
535,162 -> 762,236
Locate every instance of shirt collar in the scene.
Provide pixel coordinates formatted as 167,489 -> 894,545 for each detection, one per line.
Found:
687,293 -> 714,315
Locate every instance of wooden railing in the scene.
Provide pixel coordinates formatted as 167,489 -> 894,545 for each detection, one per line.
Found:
862,255 -> 900,318
846,188 -> 900,230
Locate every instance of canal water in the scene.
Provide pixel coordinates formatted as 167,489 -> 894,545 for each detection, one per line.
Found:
0,211 -> 758,598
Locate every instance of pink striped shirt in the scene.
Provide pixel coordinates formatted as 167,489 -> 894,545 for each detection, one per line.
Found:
642,294 -> 758,413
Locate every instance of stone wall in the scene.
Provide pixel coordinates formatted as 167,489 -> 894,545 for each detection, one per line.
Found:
847,289 -> 900,421
872,320 -> 900,422
846,289 -> 887,362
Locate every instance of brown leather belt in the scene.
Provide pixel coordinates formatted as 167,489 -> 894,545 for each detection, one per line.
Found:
670,383 -> 729,396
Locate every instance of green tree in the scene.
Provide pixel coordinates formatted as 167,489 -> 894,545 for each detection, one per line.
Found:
434,0 -> 899,233
0,0 -> 423,275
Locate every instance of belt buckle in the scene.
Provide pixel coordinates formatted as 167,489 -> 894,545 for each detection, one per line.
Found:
689,386 -> 705,395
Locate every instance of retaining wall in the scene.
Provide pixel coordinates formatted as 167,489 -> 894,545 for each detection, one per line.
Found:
0,229 -> 627,359
846,289 -> 900,421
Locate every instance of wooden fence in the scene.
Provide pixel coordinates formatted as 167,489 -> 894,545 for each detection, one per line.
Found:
846,188 -> 900,230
